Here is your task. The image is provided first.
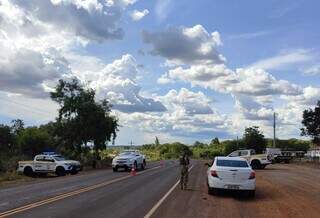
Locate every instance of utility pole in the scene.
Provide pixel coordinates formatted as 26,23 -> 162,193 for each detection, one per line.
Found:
273,112 -> 276,148
236,136 -> 239,147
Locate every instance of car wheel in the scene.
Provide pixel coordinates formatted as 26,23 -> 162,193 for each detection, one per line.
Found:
70,168 -> 78,175
247,190 -> 255,198
260,164 -> 266,169
23,167 -> 34,177
56,167 -> 66,176
251,160 -> 261,169
113,167 -> 118,172
141,160 -> 146,170
208,187 -> 216,195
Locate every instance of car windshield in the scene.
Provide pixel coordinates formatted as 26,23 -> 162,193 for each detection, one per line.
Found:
53,156 -> 66,161
119,152 -> 134,156
216,159 -> 249,168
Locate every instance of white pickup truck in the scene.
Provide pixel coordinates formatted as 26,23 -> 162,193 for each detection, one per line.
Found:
17,153 -> 82,176
228,149 -> 272,169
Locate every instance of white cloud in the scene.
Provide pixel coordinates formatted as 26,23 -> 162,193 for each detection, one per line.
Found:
227,30 -> 273,40
165,64 -> 237,93
142,25 -> 225,65
130,9 -> 149,21
76,54 -> 166,113
158,88 -> 214,115
9,0 -> 136,42
248,49 -> 315,70
303,65 -> 320,75
231,68 -> 301,96
0,39 -> 71,98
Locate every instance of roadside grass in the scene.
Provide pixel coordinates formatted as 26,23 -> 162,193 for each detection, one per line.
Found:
0,171 -> 34,187
292,158 -> 320,168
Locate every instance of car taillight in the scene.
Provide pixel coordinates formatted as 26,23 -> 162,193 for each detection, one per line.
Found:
211,170 -> 219,178
249,171 -> 255,179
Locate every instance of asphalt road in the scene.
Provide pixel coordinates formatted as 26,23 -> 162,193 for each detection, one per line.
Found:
1,160 -> 320,218
0,160 -> 182,218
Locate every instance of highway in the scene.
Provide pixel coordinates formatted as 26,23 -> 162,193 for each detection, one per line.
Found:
0,160 -> 184,218
1,161 -> 320,218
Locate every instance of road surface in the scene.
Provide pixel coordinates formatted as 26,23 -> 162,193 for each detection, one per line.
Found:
0,160 -> 319,218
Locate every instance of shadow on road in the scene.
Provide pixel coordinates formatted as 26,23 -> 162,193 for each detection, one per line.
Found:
208,188 -> 272,202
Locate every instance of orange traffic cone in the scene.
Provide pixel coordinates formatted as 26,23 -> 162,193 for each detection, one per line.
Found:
130,164 -> 136,176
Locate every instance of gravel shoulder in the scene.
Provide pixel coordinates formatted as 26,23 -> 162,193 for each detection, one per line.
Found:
153,161 -> 320,218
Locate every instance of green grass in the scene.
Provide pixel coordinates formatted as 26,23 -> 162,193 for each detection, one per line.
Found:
0,171 -> 34,187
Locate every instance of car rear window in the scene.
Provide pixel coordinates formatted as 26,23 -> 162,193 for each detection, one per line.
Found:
216,160 -> 249,168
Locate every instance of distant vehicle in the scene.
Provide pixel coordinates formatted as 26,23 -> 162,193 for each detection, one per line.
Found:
207,156 -> 255,197
17,153 -> 82,176
228,149 -> 272,169
266,148 -> 293,163
112,150 -> 146,172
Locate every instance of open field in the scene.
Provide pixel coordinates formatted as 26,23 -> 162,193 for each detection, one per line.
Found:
0,161 -> 319,218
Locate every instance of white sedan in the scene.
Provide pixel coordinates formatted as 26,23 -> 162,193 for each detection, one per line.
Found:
207,156 -> 255,197
112,150 -> 146,172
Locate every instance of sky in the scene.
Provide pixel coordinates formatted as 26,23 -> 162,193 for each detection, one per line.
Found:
0,0 -> 319,145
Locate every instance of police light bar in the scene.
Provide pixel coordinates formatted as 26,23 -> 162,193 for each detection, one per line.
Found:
42,151 -> 57,155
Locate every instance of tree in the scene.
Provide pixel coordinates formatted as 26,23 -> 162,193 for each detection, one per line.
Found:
210,137 -> 220,146
50,78 -> 119,155
243,126 -> 267,154
17,127 -> 52,156
301,101 -> 320,145
193,141 -> 206,148
155,136 -> 160,147
11,119 -> 24,135
0,124 -> 14,154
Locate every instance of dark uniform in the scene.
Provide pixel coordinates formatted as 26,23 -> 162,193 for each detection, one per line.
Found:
179,154 -> 190,190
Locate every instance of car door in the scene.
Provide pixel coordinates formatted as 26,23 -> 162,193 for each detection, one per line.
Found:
43,156 -> 56,172
34,155 -> 46,172
239,150 -> 251,162
135,152 -> 142,165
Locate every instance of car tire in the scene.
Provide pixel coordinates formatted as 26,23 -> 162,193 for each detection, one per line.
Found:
70,168 -> 78,175
212,188 -> 219,195
251,160 -> 261,169
260,164 -> 266,169
134,161 -> 138,170
23,167 -> 34,177
208,187 -> 218,195
56,167 -> 66,176
247,190 -> 255,198
141,160 -> 146,170
113,167 -> 118,172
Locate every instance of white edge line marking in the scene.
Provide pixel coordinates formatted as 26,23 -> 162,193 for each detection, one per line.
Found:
144,165 -> 194,218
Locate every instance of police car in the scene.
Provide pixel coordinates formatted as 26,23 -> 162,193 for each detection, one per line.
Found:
17,152 -> 82,176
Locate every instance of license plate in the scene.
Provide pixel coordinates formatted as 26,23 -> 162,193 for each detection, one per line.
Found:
226,185 -> 239,190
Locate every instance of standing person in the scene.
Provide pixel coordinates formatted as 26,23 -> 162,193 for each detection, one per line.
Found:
179,152 -> 190,190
